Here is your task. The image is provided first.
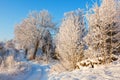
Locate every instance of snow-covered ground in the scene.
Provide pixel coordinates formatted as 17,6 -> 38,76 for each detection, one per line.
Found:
49,60 -> 120,80
24,61 -> 50,80
0,58 -> 120,80
0,60 -> 50,80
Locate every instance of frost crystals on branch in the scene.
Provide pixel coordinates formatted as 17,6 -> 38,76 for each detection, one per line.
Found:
56,9 -> 86,70
85,0 -> 120,63
15,10 -> 56,60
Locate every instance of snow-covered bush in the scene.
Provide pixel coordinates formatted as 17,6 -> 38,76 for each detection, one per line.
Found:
0,42 -> 4,49
0,55 -> 31,74
0,55 -> 31,80
5,40 -> 15,49
50,62 -> 68,73
55,9 -> 86,71
0,55 -> 19,70
0,56 -> 12,70
4,55 -> 16,68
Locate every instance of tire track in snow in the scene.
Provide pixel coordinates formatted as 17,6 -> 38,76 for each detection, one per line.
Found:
24,61 -> 49,80
40,65 -> 50,80
25,64 -> 42,80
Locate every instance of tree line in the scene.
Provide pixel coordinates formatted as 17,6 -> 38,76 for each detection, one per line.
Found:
14,0 -> 120,71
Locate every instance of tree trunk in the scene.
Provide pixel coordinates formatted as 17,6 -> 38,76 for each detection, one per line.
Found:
25,48 -> 28,58
33,40 -> 39,59
109,24 -> 113,62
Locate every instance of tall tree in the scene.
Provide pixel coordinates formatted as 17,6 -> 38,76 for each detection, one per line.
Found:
56,9 -> 86,70
86,0 -> 120,63
15,10 -> 55,59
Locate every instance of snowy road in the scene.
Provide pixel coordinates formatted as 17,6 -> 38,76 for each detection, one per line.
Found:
40,65 -> 50,80
24,62 -> 50,80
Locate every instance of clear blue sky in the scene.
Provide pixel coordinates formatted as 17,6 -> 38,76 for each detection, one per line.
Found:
0,0 -> 99,41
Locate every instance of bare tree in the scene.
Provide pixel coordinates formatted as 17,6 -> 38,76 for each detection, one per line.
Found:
56,9 -> 85,70
15,10 -> 55,59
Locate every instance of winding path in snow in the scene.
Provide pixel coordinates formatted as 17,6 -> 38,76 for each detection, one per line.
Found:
24,62 -> 50,80
40,65 -> 50,80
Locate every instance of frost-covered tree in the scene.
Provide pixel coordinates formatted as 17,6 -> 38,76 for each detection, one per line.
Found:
15,10 -> 55,59
40,29 -> 54,61
56,9 -> 85,70
85,0 -> 120,63
5,40 -> 15,49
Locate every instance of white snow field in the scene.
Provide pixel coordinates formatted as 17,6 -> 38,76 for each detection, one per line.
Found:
49,60 -> 120,80
0,58 -> 120,80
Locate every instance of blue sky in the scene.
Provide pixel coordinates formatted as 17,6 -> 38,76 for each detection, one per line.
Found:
0,0 -> 98,41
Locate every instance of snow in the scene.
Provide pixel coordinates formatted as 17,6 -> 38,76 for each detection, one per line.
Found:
49,60 -> 120,80
0,57 -> 120,80
0,61 -> 31,80
24,61 -> 50,80
0,59 -> 50,80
